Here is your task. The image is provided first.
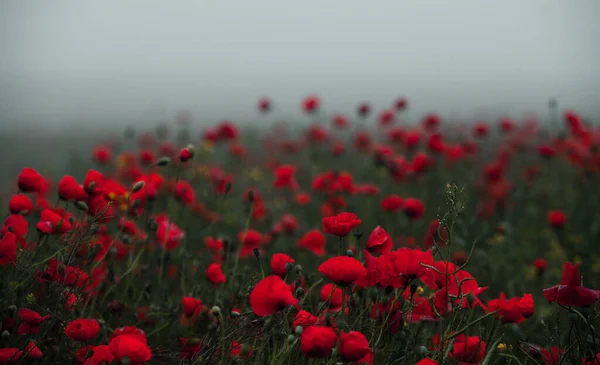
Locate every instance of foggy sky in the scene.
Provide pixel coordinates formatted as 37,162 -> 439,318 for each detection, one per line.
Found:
1,1 -> 599,130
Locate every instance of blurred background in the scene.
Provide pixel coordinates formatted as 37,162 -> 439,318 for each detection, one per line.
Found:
0,1 -> 599,182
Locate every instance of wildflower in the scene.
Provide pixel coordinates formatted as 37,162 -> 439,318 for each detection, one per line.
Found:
543,262 -> 600,307
322,212 -> 361,237
249,275 -> 298,316
299,326 -> 337,358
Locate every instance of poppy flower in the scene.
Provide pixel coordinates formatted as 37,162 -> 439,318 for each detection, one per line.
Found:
300,326 -> 337,358
518,294 -> 535,318
17,168 -> 48,193
318,256 -> 366,285
322,212 -> 361,237
179,147 -> 194,162
402,198 -> 425,220
249,275 -> 298,316
156,218 -> 185,251
238,229 -> 263,258
417,359 -> 439,365
302,94 -> 320,113
65,319 -> 100,341
320,283 -> 344,311
293,310 -> 319,328
58,175 -> 87,201
378,109 -> 395,126
93,146 -> 112,164
543,262 -> 600,307
17,309 -> 49,335
8,194 -> 33,215
338,331 -> 371,361
206,263 -> 226,285
379,248 -> 434,288
395,97 -> 408,110
451,335 -> 486,363
109,334 -> 152,364
357,103 -> 371,117
271,253 -> 295,276
182,297 -> 202,318
533,258 -> 548,275
0,348 -> 22,363
273,165 -> 298,190
487,293 -> 527,324
297,230 -> 326,256
24,341 -> 43,359
258,97 -> 271,113
332,114 -> 350,129
381,195 -> 403,212
365,226 -> 393,255
2,214 -> 28,238
83,345 -> 114,365
0,232 -> 17,266
110,326 -> 147,344
36,209 -> 71,234
547,210 -> 566,230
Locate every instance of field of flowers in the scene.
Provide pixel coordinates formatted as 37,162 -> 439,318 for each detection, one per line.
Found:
1,95 -> 600,365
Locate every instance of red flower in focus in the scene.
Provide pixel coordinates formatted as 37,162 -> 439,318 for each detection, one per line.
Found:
2,214 -> 28,238
318,256 -> 366,286
64,319 -> 100,341
293,310 -> 318,328
322,212 -> 361,237
83,345 -> 113,364
338,331 -> 372,361
17,168 -> 48,193
271,253 -> 295,276
300,326 -> 337,358
365,226 -> 393,255
249,275 -> 298,316
320,283 -> 344,311
487,293 -> 528,324
543,262 -> 600,307
518,293 -> 535,318
302,94 -> 320,113
381,195 -> 403,212
24,341 -> 42,359
206,263 -> 226,285
402,198 -> 425,220
8,194 -> 33,215
297,230 -> 326,256
109,334 -> 152,364
547,210 -> 566,230
0,232 -> 17,266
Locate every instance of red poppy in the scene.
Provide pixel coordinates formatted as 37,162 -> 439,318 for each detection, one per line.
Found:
417,359 -> 439,365
378,109 -> 395,126
8,194 -> 33,215
238,229 -> 263,258
381,195 -> 403,212
357,103 -> 371,117
300,326 -> 337,358
83,345 -> 113,365
293,310 -> 319,328
320,283 -> 344,311
155,217 -> 185,251
533,258 -> 548,275
519,294 -> 535,318
65,319 -> 100,341
394,97 -> 408,110
318,256 -> 366,285
547,210 -> 566,230
0,348 -> 22,363
451,334 -> 486,364
487,293 -> 527,324
249,275 -> 298,316
17,168 -> 49,193
109,334 -> 152,364
473,121 -> 489,137
36,209 -> 71,234
206,263 -> 226,285
332,114 -> 350,129
182,297 -> 202,318
17,309 -> 49,335
2,214 -> 28,238
0,232 -> 17,266
302,94 -> 320,113
338,331 -> 372,361
271,253 -> 295,276
322,212 -> 361,237
93,146 -> 112,164
58,175 -> 87,201
543,262 -> 600,307
179,147 -> 194,162
365,226 -> 393,255
402,198 -> 425,220
24,341 -> 42,359
258,97 -> 271,113
297,230 -> 326,256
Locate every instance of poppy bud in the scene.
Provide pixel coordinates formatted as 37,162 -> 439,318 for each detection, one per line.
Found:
264,318 -> 274,330
241,344 -> 251,357
568,312 -> 579,322
285,262 -> 294,272
231,310 -> 240,318
74,201 -> 88,212
295,326 -> 303,335
346,250 -> 353,257
156,157 -> 171,167
86,181 -> 97,193
287,334 -> 296,344
212,306 -> 221,316
253,248 -> 260,258
417,345 -> 428,355
132,181 -> 145,192
295,287 -> 305,298
2,330 -> 9,339
410,284 -> 418,295
7,304 -> 16,313
247,190 -> 255,203
294,265 -> 303,275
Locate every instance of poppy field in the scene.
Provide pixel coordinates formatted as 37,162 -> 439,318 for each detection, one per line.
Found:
1,96 -> 600,365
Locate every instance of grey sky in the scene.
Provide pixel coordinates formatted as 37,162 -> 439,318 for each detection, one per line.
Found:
1,0 -> 599,129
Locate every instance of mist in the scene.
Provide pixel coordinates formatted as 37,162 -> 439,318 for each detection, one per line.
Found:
1,0 -> 599,131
